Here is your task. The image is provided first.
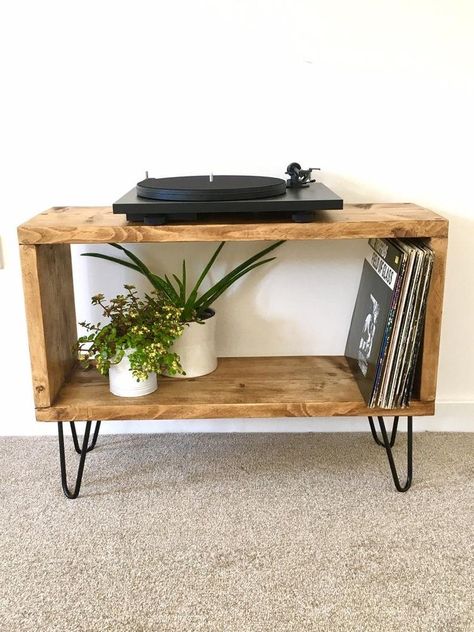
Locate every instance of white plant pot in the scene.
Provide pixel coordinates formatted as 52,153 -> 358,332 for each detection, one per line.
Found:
171,310 -> 217,378
108,349 -> 157,397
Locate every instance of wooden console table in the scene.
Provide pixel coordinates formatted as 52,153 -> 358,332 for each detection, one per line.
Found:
18,203 -> 448,497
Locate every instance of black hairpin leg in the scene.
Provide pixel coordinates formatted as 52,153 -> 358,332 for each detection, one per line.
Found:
369,416 -> 399,447
70,420 -> 101,454
57,421 -> 101,499
368,416 -> 413,492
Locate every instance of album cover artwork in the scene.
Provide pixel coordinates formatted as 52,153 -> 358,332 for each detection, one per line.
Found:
345,239 -> 405,405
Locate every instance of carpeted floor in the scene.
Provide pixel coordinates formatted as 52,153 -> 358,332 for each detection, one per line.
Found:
0,432 -> 473,632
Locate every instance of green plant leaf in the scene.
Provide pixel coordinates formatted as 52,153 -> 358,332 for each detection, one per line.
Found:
83,240 -> 284,322
82,246 -> 167,300
81,253 -> 141,273
193,241 -> 283,310
108,243 -> 153,277
148,276 -> 177,303
171,274 -> 186,307
195,257 -> 277,312
182,259 -> 187,304
172,274 -> 184,293
183,242 -> 225,316
163,275 -> 181,303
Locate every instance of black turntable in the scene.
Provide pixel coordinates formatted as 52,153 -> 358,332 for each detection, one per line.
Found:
113,163 -> 343,224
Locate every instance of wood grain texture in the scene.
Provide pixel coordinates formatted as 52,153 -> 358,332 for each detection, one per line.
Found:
418,236 -> 449,401
20,244 -> 77,407
18,203 -> 449,244
35,356 -> 434,421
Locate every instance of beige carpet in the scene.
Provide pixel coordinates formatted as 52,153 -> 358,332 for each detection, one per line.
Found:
0,432 -> 473,632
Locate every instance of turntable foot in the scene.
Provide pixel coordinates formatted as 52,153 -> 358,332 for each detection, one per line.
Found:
292,211 -> 315,223
144,215 -> 167,225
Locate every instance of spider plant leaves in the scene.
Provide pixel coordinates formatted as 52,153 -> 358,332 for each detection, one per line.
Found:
172,274 -> 185,302
181,259 -> 187,304
81,239 -> 284,322
184,241 -> 225,317
151,274 -> 179,303
108,245 -> 182,306
82,246 -> 178,304
81,252 -> 142,273
192,239 -> 284,306
107,243 -> 154,278
194,256 -> 277,312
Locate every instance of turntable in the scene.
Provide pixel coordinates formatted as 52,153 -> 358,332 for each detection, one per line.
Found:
113,163 -> 343,224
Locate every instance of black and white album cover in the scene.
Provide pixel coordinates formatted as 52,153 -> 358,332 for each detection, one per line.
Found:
345,238 -> 405,404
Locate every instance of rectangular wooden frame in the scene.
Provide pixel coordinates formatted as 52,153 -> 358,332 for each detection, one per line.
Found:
18,203 -> 448,422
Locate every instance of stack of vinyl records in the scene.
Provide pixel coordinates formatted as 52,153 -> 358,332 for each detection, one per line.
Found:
345,238 -> 434,409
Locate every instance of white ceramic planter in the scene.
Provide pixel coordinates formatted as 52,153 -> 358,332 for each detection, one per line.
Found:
171,310 -> 217,378
108,349 -> 157,397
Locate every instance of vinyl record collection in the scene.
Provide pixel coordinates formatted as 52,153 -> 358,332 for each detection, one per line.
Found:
345,237 -> 434,409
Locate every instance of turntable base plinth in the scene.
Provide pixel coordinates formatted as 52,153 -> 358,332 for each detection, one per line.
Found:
114,182 -> 343,224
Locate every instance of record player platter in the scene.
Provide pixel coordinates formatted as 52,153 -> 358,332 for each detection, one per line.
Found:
113,164 -> 343,224
137,175 -> 287,201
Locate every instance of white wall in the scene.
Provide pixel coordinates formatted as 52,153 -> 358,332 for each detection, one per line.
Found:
1,0 -> 473,435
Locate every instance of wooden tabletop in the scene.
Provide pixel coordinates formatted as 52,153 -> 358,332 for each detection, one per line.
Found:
18,203 -> 448,244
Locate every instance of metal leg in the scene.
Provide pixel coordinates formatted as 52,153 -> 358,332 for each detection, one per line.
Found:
368,416 -> 413,492
70,420 -> 101,454
368,416 -> 399,447
58,422 -> 94,499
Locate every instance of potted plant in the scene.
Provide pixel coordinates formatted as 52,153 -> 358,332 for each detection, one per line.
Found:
82,240 -> 284,377
76,285 -> 184,396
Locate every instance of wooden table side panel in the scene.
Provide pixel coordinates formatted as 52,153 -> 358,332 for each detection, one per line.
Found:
20,245 -> 51,406
20,244 -> 77,407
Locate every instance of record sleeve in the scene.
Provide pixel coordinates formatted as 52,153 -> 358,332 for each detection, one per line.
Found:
399,242 -> 434,406
377,243 -> 418,408
370,243 -> 409,406
385,243 -> 424,408
374,239 -> 434,408
345,238 -> 405,405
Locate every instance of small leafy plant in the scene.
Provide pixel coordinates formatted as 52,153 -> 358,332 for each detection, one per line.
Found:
82,240 -> 284,322
76,285 -> 184,381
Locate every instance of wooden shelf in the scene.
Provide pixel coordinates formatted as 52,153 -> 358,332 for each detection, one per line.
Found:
18,203 -> 448,244
35,356 -> 434,421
